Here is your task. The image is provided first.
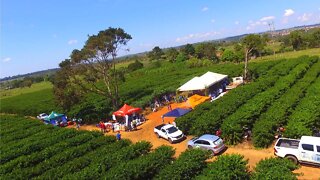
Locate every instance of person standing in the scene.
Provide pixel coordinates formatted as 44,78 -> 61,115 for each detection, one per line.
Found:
116,131 -> 121,140
100,121 -> 106,133
215,129 -> 222,137
76,120 -> 80,130
172,121 -> 176,127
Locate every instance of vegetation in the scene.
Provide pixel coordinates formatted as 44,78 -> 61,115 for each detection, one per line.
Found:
222,56 -> 316,146
240,34 -> 266,80
0,115 -> 300,179
55,27 -> 132,110
176,56 -> 320,148
148,46 -> 165,61
127,60 -> 144,72
284,77 -> 320,138
0,73 -> 55,90
155,149 -> 210,180
176,57 -> 300,136
252,157 -> 299,180
0,88 -> 60,116
0,81 -> 52,99
252,58 -> 320,147
195,154 -> 250,180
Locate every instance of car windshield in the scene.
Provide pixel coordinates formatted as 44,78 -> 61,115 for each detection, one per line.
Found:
167,126 -> 178,134
213,138 -> 222,145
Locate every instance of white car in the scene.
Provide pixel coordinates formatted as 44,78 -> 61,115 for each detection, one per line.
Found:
154,124 -> 185,143
187,134 -> 226,155
274,136 -> 320,166
37,113 -> 48,120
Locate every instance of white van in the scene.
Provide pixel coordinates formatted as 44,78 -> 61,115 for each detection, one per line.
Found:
274,136 -> 320,166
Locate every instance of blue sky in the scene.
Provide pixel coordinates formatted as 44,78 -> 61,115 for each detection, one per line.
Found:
1,0 -> 319,78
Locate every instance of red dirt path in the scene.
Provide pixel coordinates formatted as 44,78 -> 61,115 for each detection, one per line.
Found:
75,103 -> 320,179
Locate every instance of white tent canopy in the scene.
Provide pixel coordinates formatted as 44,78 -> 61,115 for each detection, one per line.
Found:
177,71 -> 228,91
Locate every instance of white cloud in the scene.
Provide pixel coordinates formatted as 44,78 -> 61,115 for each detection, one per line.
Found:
2,57 -> 11,62
246,15 -> 275,31
284,9 -> 294,17
68,39 -> 78,45
298,13 -> 312,22
175,31 -> 220,43
234,21 -> 240,25
260,16 -> 275,21
210,19 -> 215,23
201,7 -> 209,12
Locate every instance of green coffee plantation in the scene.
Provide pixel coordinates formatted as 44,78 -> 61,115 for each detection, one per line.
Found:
0,115 -> 299,179
176,55 -> 320,148
0,60 -> 278,118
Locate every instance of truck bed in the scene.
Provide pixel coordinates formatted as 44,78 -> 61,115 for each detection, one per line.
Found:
154,124 -> 166,130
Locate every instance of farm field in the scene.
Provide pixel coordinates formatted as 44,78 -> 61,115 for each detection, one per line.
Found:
176,55 -> 320,148
0,81 -> 53,99
1,49 -> 319,118
2,1 -> 320,179
253,48 -> 320,62
1,56 -> 319,179
1,114 -> 319,179
0,59 -> 278,117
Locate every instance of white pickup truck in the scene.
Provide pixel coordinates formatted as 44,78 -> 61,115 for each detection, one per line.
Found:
154,124 -> 185,144
274,136 -> 320,166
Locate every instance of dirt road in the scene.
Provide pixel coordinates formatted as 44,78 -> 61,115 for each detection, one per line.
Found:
77,103 -> 320,179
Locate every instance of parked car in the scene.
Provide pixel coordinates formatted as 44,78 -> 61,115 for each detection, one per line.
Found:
187,134 -> 226,155
274,136 -> 320,166
154,124 -> 185,143
37,113 -> 48,120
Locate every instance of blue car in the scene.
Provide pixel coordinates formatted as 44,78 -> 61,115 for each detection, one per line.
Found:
187,134 -> 226,155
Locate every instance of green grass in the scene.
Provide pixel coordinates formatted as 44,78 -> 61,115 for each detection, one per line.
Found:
0,88 -> 60,115
0,81 -> 52,100
253,48 -> 320,62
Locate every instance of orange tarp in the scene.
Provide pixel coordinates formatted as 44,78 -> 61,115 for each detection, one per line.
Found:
185,94 -> 210,109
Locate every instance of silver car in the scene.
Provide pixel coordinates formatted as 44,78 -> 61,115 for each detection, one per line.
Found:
187,134 -> 226,155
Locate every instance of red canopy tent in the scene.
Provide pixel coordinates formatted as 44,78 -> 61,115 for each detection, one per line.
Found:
113,104 -> 141,117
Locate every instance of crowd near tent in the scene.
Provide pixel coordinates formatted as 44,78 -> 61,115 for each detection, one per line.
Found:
43,111 -> 67,126
162,108 -> 192,118
113,104 -> 142,130
177,71 -> 228,92
186,94 -> 210,109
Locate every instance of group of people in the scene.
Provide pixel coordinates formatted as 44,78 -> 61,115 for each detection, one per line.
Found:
150,93 -> 183,112
99,121 -> 108,133
73,118 -> 82,130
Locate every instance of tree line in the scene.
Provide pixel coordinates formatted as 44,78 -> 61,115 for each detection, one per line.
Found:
1,75 -> 54,89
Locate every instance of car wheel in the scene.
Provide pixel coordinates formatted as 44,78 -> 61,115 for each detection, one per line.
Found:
285,155 -> 298,165
187,145 -> 193,149
169,138 -> 173,144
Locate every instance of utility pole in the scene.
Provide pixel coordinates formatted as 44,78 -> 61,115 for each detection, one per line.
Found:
268,21 -> 276,55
